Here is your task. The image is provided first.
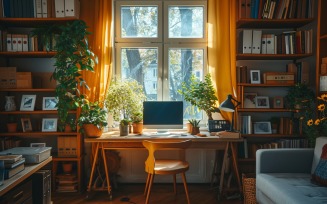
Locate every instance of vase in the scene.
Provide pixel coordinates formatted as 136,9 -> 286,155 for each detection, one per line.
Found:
5,96 -> 16,111
119,124 -> 129,136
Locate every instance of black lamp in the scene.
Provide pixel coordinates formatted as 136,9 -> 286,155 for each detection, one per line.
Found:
219,94 -> 241,132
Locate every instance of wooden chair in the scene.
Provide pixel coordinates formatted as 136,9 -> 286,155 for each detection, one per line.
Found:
142,140 -> 192,204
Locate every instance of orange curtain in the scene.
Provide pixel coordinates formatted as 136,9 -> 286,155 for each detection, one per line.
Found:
208,0 -> 237,122
81,0 -> 113,103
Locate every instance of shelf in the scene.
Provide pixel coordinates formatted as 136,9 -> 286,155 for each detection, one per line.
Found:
0,132 -> 78,136
238,158 -> 256,162
0,51 -> 56,58
236,53 -> 312,60
0,88 -> 55,92
0,110 -> 76,115
237,83 -> 294,87
320,34 -> 327,40
237,108 -> 295,112
237,18 -> 314,29
241,134 -> 303,138
52,157 -> 82,162
0,17 -> 78,27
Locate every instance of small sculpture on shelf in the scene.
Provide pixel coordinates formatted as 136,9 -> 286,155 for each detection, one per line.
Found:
5,96 -> 16,111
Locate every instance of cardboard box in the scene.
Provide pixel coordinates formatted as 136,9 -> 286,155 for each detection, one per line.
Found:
0,67 -> 16,88
16,72 -> 32,88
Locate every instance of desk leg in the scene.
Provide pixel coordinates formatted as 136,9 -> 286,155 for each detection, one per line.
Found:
87,142 -> 100,194
101,143 -> 112,200
219,142 -> 229,199
230,142 -> 242,194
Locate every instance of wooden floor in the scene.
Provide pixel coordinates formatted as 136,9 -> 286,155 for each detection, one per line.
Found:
52,183 -> 243,204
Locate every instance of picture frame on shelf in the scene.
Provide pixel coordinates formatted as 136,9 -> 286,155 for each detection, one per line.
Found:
30,143 -> 46,147
250,70 -> 260,84
253,122 -> 272,134
21,118 -> 32,132
20,95 -> 36,111
273,96 -> 284,108
42,97 -> 58,110
244,93 -> 257,108
255,96 -> 270,108
42,118 -> 58,132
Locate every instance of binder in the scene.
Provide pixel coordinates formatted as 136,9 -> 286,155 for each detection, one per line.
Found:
70,136 -> 77,156
41,0 -> 48,17
64,0 -> 80,18
35,0 -> 42,17
266,34 -> 275,54
243,29 -> 253,54
252,30 -> 262,54
6,33 -> 12,52
17,34 -> 23,52
22,34 -> 28,51
239,0 -> 246,19
245,0 -> 251,18
12,34 -> 18,52
3,0 -> 11,17
261,34 -> 267,54
55,0 -> 65,17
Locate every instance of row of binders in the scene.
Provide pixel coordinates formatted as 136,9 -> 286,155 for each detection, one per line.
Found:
239,0 -> 314,19
0,31 -> 58,52
241,29 -> 312,54
0,0 -> 80,18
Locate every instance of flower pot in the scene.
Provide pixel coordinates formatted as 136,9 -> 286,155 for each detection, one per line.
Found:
83,124 -> 103,137
62,163 -> 73,174
64,124 -> 72,132
119,124 -> 129,136
132,122 -> 143,134
186,123 -> 192,133
7,123 -> 17,133
191,126 -> 200,135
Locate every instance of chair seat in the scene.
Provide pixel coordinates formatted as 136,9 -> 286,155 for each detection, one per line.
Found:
152,159 -> 189,175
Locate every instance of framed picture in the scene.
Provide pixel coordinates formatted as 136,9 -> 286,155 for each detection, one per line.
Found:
250,70 -> 261,84
42,97 -> 58,110
42,118 -> 58,132
253,122 -> 272,134
255,96 -> 270,108
21,118 -> 32,132
273,96 -> 284,108
20,95 -> 36,111
30,143 -> 46,147
244,93 -> 257,108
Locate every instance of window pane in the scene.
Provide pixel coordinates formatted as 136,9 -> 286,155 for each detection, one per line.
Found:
120,48 -> 158,100
121,6 -> 158,38
168,6 -> 204,38
168,48 -> 204,119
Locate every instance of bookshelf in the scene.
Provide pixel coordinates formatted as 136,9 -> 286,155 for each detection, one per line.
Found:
235,0 -> 317,173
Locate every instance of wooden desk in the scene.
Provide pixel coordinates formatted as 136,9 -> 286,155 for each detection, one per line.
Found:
85,133 -> 243,200
0,156 -> 52,197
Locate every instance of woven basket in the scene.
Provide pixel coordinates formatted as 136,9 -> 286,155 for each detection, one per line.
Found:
242,173 -> 257,204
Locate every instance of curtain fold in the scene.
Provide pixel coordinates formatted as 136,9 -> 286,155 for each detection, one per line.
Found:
82,0 -> 113,103
208,0 -> 237,123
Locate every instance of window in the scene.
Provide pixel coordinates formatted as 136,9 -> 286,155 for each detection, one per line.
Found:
115,0 -> 207,121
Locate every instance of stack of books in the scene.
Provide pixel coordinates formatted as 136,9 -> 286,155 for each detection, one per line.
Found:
0,154 -> 25,179
56,173 -> 78,192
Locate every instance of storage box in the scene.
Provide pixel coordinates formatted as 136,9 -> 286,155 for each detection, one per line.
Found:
16,72 -> 32,88
263,72 -> 295,85
0,147 -> 51,164
0,67 -> 16,88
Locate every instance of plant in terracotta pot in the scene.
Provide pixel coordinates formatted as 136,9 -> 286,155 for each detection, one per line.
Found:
77,100 -> 108,137
6,115 -> 17,133
131,111 -> 143,134
189,119 -> 201,135
105,79 -> 146,136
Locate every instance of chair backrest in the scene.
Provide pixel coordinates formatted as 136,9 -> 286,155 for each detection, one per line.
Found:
311,137 -> 327,173
142,140 -> 192,173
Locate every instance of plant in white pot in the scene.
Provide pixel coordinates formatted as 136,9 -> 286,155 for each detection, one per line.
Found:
105,79 -> 146,136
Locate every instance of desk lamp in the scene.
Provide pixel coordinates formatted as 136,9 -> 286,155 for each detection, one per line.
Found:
219,94 -> 241,132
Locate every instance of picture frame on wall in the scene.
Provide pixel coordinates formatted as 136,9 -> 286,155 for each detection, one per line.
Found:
273,96 -> 284,108
42,118 -> 58,132
253,122 -> 272,134
21,118 -> 32,132
255,96 -> 270,108
42,97 -> 58,110
250,70 -> 261,84
20,95 -> 36,111
244,93 -> 257,108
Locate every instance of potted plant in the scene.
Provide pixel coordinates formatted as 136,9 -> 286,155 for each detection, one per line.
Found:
130,111 -> 143,134
178,73 -> 219,121
285,83 -> 315,110
77,100 -> 108,137
45,20 -> 97,131
6,115 -> 17,133
189,119 -> 201,135
105,79 -> 146,136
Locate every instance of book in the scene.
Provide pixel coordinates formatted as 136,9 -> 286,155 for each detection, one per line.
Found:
4,163 -> 25,179
0,154 -> 22,163
4,158 -> 25,169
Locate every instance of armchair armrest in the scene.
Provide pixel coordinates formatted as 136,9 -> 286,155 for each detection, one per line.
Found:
256,148 -> 314,174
